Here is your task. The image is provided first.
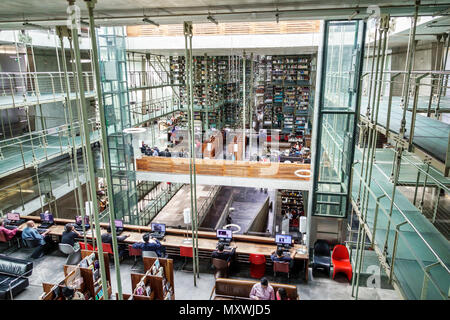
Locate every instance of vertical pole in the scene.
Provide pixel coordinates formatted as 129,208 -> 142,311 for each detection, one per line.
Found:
57,27 -> 87,247
184,22 -> 198,285
68,1 -> 109,300
85,0 -> 123,299
242,51 -> 246,160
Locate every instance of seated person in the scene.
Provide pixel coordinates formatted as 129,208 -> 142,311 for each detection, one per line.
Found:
62,286 -> 85,300
0,218 -> 18,241
212,243 -> 237,273
276,287 -> 289,300
271,248 -> 296,268
164,148 -> 171,157
132,233 -> 167,258
61,223 -> 82,250
101,226 -> 130,258
250,277 -> 275,300
21,220 -> 54,259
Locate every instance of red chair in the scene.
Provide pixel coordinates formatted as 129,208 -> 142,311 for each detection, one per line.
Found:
332,245 -> 352,282
249,254 -> 266,278
273,261 -> 290,279
102,243 -> 113,254
79,241 -> 95,251
180,246 -> 193,272
128,244 -> 142,270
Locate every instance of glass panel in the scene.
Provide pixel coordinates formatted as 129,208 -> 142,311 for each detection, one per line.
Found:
313,20 -> 365,218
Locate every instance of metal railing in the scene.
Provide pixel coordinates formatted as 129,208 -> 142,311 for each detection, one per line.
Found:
0,71 -> 95,107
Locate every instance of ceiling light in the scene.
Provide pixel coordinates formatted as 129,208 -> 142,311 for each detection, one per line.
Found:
142,17 -> 159,27
349,10 -> 359,20
207,15 -> 218,25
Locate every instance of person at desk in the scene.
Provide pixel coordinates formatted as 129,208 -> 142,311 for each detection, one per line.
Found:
131,233 -> 167,258
212,243 -> 237,273
61,223 -> 82,250
249,277 -> 275,300
101,227 -> 130,258
21,220 -> 54,259
0,218 -> 18,241
270,248 -> 296,268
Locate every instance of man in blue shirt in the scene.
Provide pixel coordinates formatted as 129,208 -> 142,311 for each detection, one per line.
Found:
271,248 -> 296,268
21,220 -> 54,258
132,233 -> 167,257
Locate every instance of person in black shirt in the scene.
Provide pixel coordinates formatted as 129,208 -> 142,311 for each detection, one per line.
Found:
101,226 -> 130,258
164,148 -> 171,157
212,243 -> 237,272
61,224 -> 82,249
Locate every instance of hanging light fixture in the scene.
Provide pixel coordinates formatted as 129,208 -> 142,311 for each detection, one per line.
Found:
142,17 -> 159,27
207,13 -> 218,25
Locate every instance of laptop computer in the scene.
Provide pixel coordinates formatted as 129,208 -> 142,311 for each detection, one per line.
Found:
150,223 -> 166,240
216,229 -> 232,249
275,234 -> 292,252
5,212 -> 26,227
113,219 -> 124,235
39,212 -> 54,229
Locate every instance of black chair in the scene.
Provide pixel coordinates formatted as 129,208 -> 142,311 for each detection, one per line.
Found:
312,240 -> 331,276
22,239 -> 44,259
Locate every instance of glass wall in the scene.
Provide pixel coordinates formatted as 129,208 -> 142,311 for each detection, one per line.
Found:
313,20 -> 366,217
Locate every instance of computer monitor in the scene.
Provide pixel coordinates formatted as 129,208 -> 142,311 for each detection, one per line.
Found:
40,212 -> 54,223
275,234 -> 292,246
151,223 -> 166,233
75,216 -> 90,225
114,219 -> 123,229
216,229 -> 233,240
7,212 -> 20,221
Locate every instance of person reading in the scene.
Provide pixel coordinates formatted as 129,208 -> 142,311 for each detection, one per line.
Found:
249,277 -> 275,300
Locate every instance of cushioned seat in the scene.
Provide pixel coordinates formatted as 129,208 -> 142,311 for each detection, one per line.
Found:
0,255 -> 33,300
312,240 -> 331,276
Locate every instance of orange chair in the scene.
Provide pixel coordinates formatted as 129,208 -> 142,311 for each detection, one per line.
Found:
102,243 -> 113,254
249,254 -> 266,278
273,261 -> 290,279
128,244 -> 142,270
180,246 -> 193,272
331,245 -> 352,282
79,241 -> 95,251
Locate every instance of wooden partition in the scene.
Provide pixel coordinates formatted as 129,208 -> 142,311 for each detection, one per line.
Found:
136,157 -> 311,181
125,257 -> 175,300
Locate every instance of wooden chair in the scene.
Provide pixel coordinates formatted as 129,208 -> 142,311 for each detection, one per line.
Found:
273,261 -> 290,279
212,258 -> 229,278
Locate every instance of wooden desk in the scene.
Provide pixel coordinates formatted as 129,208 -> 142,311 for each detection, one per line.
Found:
18,216 -> 309,282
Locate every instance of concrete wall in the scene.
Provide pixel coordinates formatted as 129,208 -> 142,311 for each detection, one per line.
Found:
247,196 -> 270,234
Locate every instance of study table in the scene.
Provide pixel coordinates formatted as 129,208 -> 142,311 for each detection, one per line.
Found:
16,215 -> 309,282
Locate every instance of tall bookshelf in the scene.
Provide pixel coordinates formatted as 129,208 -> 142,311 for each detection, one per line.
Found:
169,55 -> 241,130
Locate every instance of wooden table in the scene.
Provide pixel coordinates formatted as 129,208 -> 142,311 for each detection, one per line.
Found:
17,216 -> 309,282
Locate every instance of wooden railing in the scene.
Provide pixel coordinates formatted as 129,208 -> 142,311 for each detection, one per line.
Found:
136,157 -> 311,181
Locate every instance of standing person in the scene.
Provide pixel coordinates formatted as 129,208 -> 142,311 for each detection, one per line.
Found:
249,277 -> 275,300
61,223 -> 82,250
0,218 -> 18,241
21,220 -> 54,258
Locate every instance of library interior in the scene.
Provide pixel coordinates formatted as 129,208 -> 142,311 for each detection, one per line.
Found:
0,0 -> 449,302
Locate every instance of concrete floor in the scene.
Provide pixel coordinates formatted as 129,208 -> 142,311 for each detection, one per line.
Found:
2,244 -> 401,300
